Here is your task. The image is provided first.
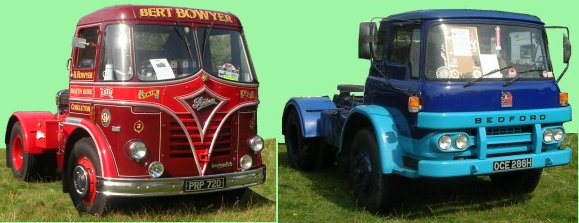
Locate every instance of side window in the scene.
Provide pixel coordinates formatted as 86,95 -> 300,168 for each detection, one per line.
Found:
75,28 -> 99,69
98,24 -> 133,81
388,26 -> 421,79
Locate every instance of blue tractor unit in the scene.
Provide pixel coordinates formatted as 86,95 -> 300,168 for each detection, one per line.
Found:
282,10 -> 572,212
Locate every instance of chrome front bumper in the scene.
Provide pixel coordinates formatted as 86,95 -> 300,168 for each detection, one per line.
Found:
97,166 -> 266,197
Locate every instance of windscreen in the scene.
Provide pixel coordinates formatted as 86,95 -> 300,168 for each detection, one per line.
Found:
426,23 -> 552,80
198,28 -> 254,83
134,24 -> 200,81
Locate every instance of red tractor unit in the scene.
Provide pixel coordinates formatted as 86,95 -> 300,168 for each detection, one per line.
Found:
4,5 -> 265,214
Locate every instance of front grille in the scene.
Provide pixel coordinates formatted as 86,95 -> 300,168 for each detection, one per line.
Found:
168,113 -> 233,160
486,125 -> 532,135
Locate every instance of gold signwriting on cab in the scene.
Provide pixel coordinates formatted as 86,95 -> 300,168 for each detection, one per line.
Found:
70,87 -> 93,96
240,90 -> 256,99
138,89 -> 161,100
70,103 -> 92,113
139,8 -> 233,23
72,71 -> 94,80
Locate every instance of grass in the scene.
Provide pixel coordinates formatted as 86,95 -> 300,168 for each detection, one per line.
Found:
0,139 -> 276,222
279,134 -> 578,222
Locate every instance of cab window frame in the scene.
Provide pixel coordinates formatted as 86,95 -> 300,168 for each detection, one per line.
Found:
74,26 -> 100,70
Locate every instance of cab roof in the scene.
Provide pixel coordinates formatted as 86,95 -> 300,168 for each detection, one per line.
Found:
385,9 -> 543,25
78,5 -> 241,27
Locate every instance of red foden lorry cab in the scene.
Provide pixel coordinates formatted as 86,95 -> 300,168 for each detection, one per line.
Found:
4,5 -> 265,214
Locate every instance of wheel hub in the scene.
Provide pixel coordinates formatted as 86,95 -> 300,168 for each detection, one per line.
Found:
11,135 -> 23,171
353,151 -> 372,193
73,165 -> 89,196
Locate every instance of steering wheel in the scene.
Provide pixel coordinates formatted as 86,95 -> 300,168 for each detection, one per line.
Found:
138,60 -> 156,81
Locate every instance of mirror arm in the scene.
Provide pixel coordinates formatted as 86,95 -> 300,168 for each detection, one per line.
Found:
546,26 -> 571,83
545,26 -> 570,38
556,62 -> 569,83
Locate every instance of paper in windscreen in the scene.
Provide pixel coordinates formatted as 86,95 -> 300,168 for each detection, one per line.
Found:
444,26 -> 480,74
150,59 -> 175,80
479,54 -> 501,78
451,28 -> 472,56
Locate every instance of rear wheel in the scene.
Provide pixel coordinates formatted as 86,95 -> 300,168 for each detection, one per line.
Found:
67,138 -> 110,215
8,122 -> 37,181
284,109 -> 320,170
351,128 -> 400,213
490,168 -> 543,194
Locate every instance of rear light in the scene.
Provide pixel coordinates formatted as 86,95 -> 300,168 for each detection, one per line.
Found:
408,96 -> 421,113
560,92 -> 568,106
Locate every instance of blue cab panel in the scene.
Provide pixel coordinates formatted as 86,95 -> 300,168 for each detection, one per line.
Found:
420,81 -> 561,113
386,9 -> 543,24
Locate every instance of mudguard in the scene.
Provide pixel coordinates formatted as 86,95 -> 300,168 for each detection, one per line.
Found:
5,112 -> 58,154
341,105 -> 403,174
283,97 -> 337,138
62,117 -> 118,178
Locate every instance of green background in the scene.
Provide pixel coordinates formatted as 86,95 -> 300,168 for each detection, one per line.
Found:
0,0 -> 577,142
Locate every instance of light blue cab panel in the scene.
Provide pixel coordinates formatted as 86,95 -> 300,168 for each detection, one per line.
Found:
341,105 -> 405,174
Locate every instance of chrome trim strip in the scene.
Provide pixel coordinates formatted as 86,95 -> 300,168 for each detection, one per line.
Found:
97,166 -> 265,197
71,70 -> 202,86
70,70 -> 259,88
201,101 -> 259,174
69,98 -> 203,175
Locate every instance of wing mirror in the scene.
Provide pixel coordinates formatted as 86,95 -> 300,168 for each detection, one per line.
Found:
359,22 -> 379,60
72,37 -> 88,49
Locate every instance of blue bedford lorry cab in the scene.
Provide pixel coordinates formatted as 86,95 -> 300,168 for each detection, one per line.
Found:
282,9 -> 572,212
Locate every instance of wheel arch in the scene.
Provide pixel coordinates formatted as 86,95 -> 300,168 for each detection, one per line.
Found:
339,105 -> 403,174
281,97 -> 336,138
62,118 -> 117,181
5,112 -> 57,167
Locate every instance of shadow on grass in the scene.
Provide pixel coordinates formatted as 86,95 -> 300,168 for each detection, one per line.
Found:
279,145 -> 532,219
107,188 -> 274,216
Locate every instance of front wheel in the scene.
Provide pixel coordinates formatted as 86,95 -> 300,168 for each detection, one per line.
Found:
490,168 -> 543,194
67,138 -> 110,215
350,128 -> 400,213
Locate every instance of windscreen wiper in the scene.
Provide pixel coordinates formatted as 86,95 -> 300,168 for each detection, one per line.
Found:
174,22 -> 194,62
503,68 -> 545,87
464,66 -> 512,88
201,22 -> 215,61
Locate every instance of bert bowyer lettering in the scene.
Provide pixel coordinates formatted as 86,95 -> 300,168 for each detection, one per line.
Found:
139,8 -> 234,23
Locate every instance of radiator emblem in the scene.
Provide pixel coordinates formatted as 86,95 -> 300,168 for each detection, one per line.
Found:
501,91 -> 512,108
191,96 -> 218,111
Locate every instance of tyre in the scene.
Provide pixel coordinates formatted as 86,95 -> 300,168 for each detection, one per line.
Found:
490,168 -> 542,194
350,128 -> 400,213
284,109 -> 320,170
8,122 -> 37,181
67,137 -> 110,215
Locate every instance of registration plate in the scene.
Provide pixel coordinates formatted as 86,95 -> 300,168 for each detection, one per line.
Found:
183,177 -> 225,192
493,158 -> 533,171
